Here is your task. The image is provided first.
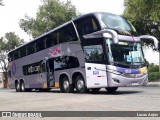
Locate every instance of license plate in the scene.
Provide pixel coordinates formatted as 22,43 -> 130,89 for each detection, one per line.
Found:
131,82 -> 139,86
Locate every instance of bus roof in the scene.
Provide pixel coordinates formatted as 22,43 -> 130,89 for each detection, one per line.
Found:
8,12 -> 118,54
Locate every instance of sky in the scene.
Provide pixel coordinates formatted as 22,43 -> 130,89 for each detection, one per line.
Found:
0,0 -> 159,65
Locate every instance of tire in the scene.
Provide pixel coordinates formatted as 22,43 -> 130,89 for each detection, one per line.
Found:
75,75 -> 87,93
20,81 -> 25,92
20,81 -> 31,92
15,81 -> 20,92
105,87 -> 118,93
91,88 -> 101,93
60,76 -> 74,93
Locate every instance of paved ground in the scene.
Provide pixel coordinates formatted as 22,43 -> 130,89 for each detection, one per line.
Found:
0,87 -> 160,120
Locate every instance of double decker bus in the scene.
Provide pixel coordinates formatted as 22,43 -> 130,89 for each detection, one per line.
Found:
8,12 -> 159,93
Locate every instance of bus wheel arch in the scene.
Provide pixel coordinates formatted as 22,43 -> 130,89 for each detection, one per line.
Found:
59,74 -> 74,93
15,80 -> 20,92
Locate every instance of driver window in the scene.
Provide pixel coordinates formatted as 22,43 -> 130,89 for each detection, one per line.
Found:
83,45 -> 103,62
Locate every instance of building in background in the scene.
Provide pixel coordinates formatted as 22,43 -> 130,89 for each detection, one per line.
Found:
0,72 -> 8,88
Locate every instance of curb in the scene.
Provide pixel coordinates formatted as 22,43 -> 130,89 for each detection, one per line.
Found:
147,82 -> 160,87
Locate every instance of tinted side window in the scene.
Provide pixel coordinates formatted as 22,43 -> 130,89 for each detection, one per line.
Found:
54,56 -> 79,71
58,24 -> 77,43
36,37 -> 46,52
54,56 -> 69,71
27,42 -> 35,55
8,52 -> 13,61
68,56 -> 79,68
23,61 -> 46,75
14,50 -> 19,60
75,17 -> 99,36
46,32 -> 57,48
84,45 -> 103,62
20,47 -> 26,58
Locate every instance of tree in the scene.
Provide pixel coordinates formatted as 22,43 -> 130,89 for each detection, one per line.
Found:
19,0 -> 80,38
0,0 -> 4,6
123,0 -> 160,41
124,0 -> 160,72
0,32 -> 24,72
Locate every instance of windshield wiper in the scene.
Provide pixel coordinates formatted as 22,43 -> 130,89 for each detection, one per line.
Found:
111,61 -> 145,68
110,61 -> 127,66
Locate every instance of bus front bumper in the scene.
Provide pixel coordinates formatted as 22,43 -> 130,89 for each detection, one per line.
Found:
107,72 -> 148,87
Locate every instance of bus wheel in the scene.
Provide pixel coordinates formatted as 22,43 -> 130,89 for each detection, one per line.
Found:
60,76 -> 74,93
15,82 -> 20,92
75,75 -> 87,93
105,87 -> 118,93
20,81 -> 31,92
91,88 -> 101,93
20,81 -> 25,92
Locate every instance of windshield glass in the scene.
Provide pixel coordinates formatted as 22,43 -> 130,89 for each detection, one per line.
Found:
106,39 -> 145,67
99,13 -> 137,36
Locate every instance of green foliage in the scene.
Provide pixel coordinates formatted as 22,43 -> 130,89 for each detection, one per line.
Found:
147,63 -> 160,81
148,64 -> 159,72
19,0 -> 80,38
0,32 -> 24,72
0,0 -> 4,6
0,32 -> 24,52
148,72 -> 160,81
124,0 -> 160,44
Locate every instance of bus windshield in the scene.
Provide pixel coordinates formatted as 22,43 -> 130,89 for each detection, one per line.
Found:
106,39 -> 145,68
99,13 -> 137,36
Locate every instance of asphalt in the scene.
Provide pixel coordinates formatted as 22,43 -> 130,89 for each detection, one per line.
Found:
0,82 -> 160,89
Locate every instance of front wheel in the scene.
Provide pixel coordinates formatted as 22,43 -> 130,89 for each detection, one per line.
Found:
60,76 -> 74,93
15,82 -> 20,92
75,75 -> 87,93
105,87 -> 118,93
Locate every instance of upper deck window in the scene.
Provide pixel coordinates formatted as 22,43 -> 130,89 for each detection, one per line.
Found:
99,13 -> 137,36
75,17 -> 100,36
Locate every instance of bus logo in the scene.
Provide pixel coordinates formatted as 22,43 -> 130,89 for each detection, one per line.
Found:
125,69 -> 131,73
12,63 -> 16,75
49,47 -> 62,57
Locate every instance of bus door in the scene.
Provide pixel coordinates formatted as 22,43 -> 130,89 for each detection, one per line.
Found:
39,60 -> 48,88
84,44 -> 108,88
46,58 -> 55,87
85,63 -> 107,88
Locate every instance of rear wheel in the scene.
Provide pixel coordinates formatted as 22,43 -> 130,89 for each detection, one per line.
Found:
15,81 -> 20,92
20,81 -> 31,92
60,76 -> 74,93
20,81 -> 25,92
105,87 -> 118,93
75,75 -> 87,93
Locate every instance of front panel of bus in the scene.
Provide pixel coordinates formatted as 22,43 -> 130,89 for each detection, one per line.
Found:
105,39 -> 148,87
82,12 -> 148,88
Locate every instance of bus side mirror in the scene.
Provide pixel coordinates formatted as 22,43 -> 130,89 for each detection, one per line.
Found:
103,29 -> 119,44
140,35 -> 159,50
83,29 -> 119,44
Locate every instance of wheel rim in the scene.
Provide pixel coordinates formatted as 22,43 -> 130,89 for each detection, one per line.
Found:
77,79 -> 84,90
63,80 -> 69,91
21,83 -> 25,91
16,83 -> 20,90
